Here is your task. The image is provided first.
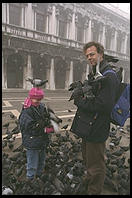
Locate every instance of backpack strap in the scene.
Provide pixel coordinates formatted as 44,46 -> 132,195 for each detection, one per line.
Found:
103,69 -> 116,76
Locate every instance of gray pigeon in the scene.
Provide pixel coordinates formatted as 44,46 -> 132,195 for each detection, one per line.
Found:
26,78 -> 48,87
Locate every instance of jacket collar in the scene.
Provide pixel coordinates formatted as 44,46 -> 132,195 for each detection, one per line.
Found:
99,59 -> 110,74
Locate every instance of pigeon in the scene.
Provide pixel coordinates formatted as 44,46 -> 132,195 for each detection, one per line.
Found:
8,143 -> 14,150
2,140 -> 7,148
11,126 -> 20,134
26,78 -> 48,87
112,149 -> 124,157
68,81 -> 83,101
61,124 -> 69,130
47,107 -> 62,124
6,128 -> 11,135
111,136 -> 122,146
120,145 -> 130,152
82,80 -> 95,99
3,133 -> 13,140
13,144 -> 24,152
119,128 -> 126,134
10,114 -> 16,119
16,167 -> 23,177
2,186 -> 13,195
69,87 -> 83,101
3,122 -> 10,128
104,176 -> 117,192
68,81 -> 83,91
54,177 -> 65,193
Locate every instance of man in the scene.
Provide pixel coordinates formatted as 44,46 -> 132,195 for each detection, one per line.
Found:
70,41 -> 120,195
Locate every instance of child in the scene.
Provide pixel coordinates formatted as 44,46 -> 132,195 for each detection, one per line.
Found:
19,87 -> 51,180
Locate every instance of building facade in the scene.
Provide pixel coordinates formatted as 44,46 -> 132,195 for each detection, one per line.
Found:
2,3 -> 130,90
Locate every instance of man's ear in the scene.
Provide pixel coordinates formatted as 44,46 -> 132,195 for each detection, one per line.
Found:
99,53 -> 103,61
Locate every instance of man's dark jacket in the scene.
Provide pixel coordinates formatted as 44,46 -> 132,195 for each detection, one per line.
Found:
70,60 -> 120,142
19,103 -> 49,149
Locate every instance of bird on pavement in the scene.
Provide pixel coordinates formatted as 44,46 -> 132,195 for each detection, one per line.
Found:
3,133 -> 13,140
11,126 -> 20,134
9,114 -> 16,119
13,144 -> 24,152
6,128 -> 11,135
120,145 -> 130,152
8,143 -> 14,150
26,78 -> 48,87
61,124 -> 69,130
112,148 -> 124,157
3,122 -> 10,128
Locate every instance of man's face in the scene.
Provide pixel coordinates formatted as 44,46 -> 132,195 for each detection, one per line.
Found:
85,46 -> 103,67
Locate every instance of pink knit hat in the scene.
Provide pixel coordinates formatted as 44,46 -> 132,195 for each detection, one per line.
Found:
29,87 -> 44,99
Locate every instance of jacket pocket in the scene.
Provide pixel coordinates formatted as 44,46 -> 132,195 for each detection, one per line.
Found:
70,114 -> 94,139
22,135 -> 46,149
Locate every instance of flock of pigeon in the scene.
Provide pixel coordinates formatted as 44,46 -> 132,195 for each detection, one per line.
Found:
2,112 -> 130,195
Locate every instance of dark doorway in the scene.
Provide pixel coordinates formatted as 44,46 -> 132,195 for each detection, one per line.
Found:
73,62 -> 84,82
55,58 -> 67,89
7,53 -> 24,88
33,55 -> 47,81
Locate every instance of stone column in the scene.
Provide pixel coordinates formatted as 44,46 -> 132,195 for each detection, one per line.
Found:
98,23 -> 103,43
25,3 -> 33,29
46,66 -> 50,89
52,5 -> 56,35
45,14 -> 49,33
3,51 -> 8,89
113,29 -> 117,52
84,18 -> 89,43
66,11 -> 72,40
48,5 -> 57,42
21,7 -> 25,27
65,66 -> 69,90
2,3 -> 6,23
87,20 -> 92,42
69,61 -> 73,85
101,24 -> 106,48
2,51 -> 6,89
110,28 -> 115,51
123,34 -> 128,54
25,54 -> 33,90
69,9 -> 76,40
49,58 -> 55,90
6,3 -> 9,24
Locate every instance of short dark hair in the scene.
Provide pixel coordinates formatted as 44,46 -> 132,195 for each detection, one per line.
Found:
83,41 -> 104,56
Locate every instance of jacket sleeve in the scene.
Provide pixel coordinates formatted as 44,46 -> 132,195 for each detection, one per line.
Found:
19,108 -> 39,133
74,73 -> 119,114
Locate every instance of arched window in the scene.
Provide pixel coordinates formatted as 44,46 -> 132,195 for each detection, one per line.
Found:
36,3 -> 48,32
76,13 -> 84,42
57,8 -> 67,38
9,3 -> 22,26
